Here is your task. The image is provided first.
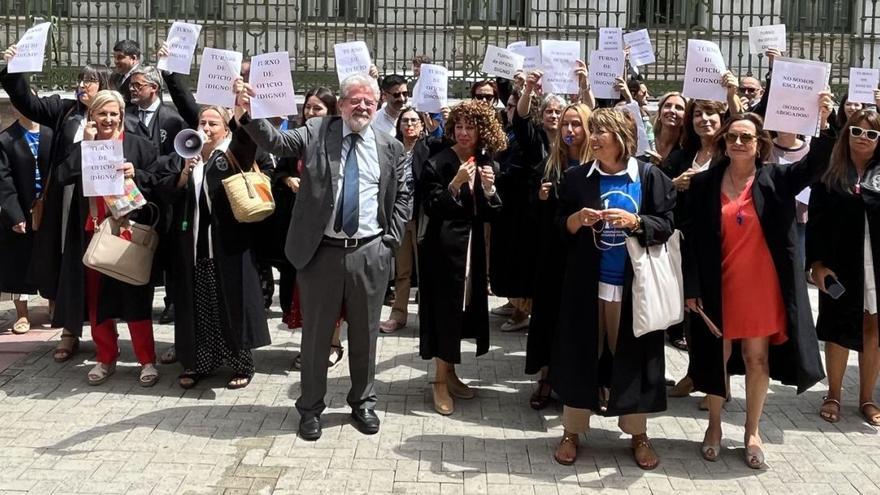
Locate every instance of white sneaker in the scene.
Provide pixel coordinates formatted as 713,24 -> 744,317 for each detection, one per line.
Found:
491,302 -> 515,317
500,317 -> 530,332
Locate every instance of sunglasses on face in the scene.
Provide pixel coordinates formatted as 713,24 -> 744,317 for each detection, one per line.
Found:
474,94 -> 495,102
850,126 -> 880,141
723,132 -> 756,144
738,87 -> 759,95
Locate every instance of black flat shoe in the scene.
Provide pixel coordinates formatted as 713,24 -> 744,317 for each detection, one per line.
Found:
299,415 -> 322,441
351,408 -> 380,435
159,305 -> 175,325
178,371 -> 202,390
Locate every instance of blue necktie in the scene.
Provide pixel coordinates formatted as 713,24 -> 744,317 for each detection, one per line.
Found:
335,133 -> 360,237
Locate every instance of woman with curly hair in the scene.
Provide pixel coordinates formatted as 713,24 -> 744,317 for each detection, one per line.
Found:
418,99 -> 507,415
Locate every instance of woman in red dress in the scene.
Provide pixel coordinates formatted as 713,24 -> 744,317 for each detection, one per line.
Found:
683,102 -> 834,469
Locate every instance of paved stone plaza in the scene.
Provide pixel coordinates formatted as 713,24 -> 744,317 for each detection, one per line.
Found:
0,288 -> 878,494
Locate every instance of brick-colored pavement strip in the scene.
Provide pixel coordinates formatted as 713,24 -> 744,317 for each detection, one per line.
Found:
0,288 -> 878,494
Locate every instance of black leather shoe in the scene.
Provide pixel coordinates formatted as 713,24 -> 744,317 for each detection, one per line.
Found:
159,305 -> 175,325
351,408 -> 380,435
298,415 -> 322,441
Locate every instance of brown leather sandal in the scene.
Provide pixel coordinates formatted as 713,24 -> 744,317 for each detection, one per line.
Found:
860,402 -> 880,426
632,435 -> 659,470
554,432 -> 579,465
819,397 -> 841,423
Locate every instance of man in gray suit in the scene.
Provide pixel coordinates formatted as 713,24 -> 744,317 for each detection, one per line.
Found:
235,74 -> 411,440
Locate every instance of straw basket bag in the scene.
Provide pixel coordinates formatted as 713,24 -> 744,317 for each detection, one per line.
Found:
221,153 -> 275,223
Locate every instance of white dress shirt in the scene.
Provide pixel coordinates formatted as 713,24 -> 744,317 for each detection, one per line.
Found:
323,121 -> 382,239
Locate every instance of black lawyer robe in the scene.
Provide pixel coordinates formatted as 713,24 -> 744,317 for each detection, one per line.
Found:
524,160 -> 570,375
489,129 -> 541,298
52,134 -> 160,336
0,69 -> 90,298
153,127 -> 271,370
123,102 -> 187,158
807,165 -> 880,352
0,122 -> 53,293
549,160 -> 676,415
418,147 -> 502,364
682,130 -> 835,398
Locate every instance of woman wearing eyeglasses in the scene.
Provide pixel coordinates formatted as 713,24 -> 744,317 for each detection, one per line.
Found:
380,107 -> 428,334
683,103 -> 833,468
489,70 -> 570,327
1,45 -> 114,362
550,108 -> 675,469
808,110 -> 880,427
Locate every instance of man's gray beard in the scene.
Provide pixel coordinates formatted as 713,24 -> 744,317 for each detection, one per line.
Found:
347,116 -> 370,132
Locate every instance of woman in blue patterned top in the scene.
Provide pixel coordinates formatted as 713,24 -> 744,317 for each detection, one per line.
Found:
550,108 -> 676,469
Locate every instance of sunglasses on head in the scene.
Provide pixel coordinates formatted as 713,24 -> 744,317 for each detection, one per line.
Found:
849,126 -> 880,141
723,132 -> 756,144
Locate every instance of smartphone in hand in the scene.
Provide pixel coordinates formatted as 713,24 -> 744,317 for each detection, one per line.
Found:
825,275 -> 846,300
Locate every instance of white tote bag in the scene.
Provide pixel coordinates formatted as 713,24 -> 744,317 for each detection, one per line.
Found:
626,229 -> 684,337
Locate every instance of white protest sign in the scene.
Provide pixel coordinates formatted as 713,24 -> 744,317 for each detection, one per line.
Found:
540,40 -> 581,94
414,64 -> 448,113
764,57 -> 830,137
195,47 -> 242,108
623,29 -> 656,66
682,39 -> 728,103
621,102 -> 651,156
481,45 -> 524,80
334,41 -> 372,83
509,44 -> 541,72
598,27 -> 623,51
8,22 -> 52,73
848,67 -> 880,105
81,140 -> 124,197
748,24 -> 786,55
589,50 -> 625,99
249,52 -> 297,119
157,21 -> 202,74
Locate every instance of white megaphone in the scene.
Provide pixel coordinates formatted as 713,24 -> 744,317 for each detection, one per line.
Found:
173,128 -> 206,159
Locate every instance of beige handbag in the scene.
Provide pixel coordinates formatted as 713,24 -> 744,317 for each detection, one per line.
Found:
82,202 -> 159,286
221,153 -> 275,223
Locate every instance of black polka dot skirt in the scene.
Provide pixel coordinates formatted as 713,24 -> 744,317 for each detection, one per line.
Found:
193,258 -> 255,376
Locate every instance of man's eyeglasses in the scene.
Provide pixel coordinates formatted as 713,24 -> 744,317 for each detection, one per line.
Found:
738,86 -> 760,95
129,82 -> 154,91
850,126 -> 880,141
343,97 -> 377,107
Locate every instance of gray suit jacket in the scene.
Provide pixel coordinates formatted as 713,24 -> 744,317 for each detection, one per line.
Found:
243,115 -> 412,269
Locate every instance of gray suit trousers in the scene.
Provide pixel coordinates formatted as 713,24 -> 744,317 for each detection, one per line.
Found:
294,237 -> 393,417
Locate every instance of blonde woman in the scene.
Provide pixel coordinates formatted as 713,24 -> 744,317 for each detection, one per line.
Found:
527,102 -> 591,409
651,92 -> 687,162
154,105 -> 270,390
53,90 -> 160,386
